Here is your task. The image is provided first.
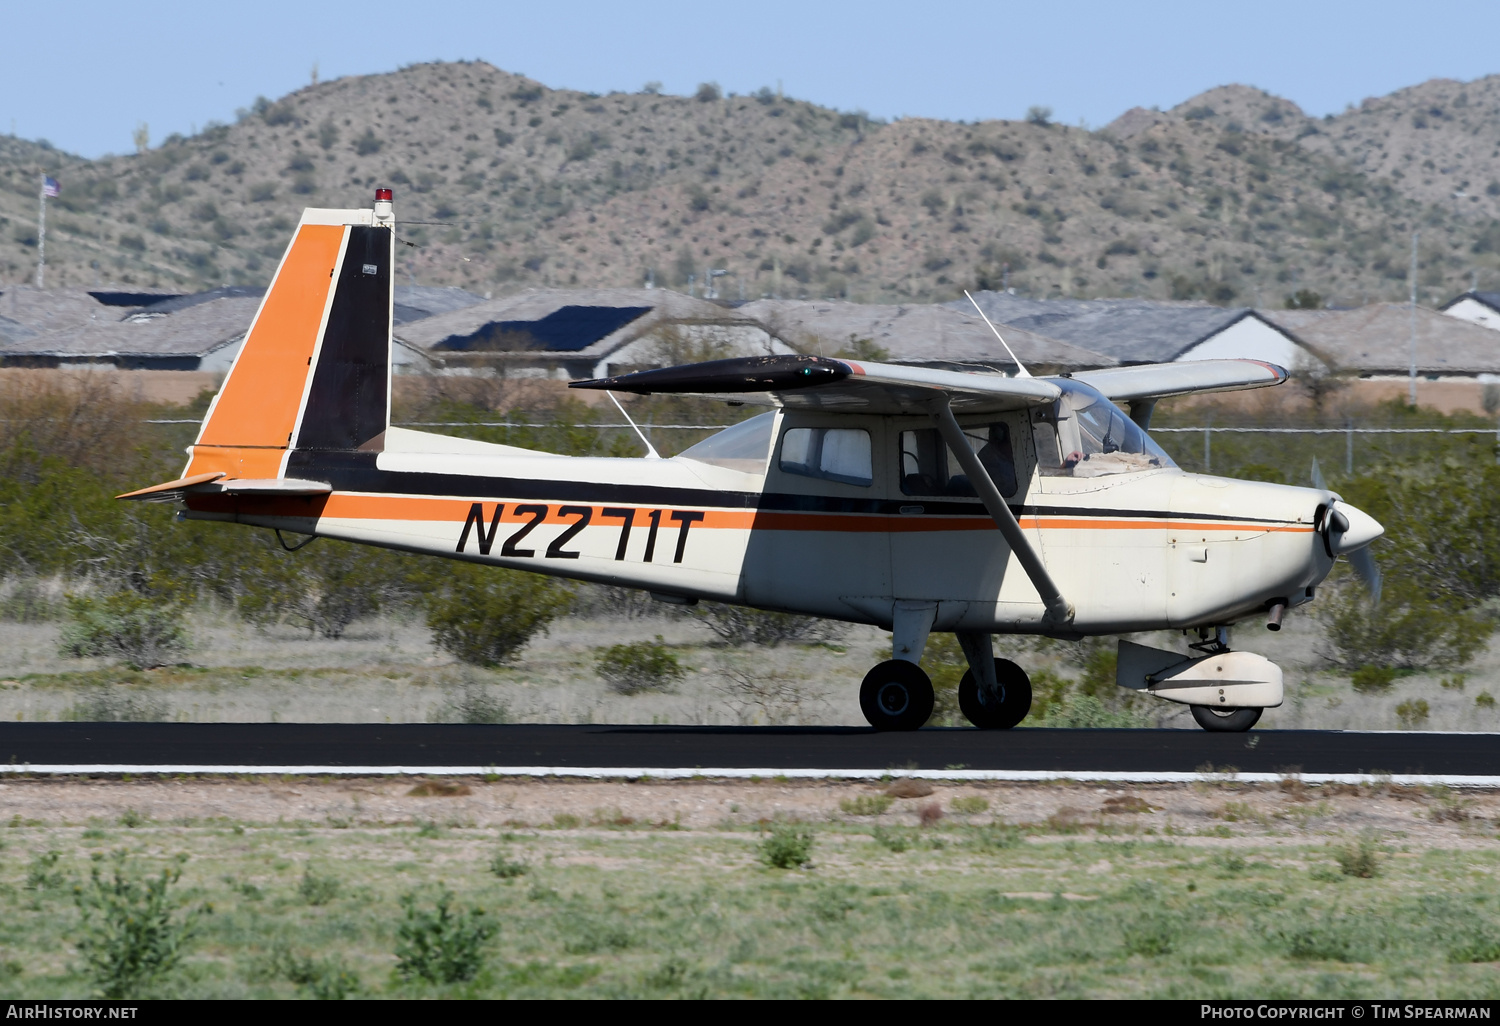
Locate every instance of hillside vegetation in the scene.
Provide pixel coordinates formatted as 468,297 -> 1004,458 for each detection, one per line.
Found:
4,64 -> 1500,306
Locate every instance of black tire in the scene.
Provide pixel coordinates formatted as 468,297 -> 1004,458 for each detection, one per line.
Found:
859,660 -> 935,731
1191,705 -> 1262,732
958,658 -> 1033,729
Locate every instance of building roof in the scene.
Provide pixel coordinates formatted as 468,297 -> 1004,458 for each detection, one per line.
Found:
0,288 -> 127,346
392,285 -> 488,325
1441,290 -> 1500,315
738,299 -> 1113,370
1266,304 -> 1500,375
1,295 -> 262,359
954,292 -> 1289,364
397,288 -> 754,358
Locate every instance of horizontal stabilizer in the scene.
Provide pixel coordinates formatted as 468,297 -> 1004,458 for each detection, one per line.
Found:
117,471 -> 226,502
215,479 -> 332,495
1070,359 -> 1287,402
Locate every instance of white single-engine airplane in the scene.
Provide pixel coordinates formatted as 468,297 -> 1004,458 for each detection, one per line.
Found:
124,192 -> 1384,732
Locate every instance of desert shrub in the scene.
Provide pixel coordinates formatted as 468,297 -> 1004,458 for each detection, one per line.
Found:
1350,665 -> 1397,693
694,603 -> 846,648
266,946 -> 361,1000
950,796 -> 989,815
58,592 -> 187,669
1334,834 -> 1380,878
395,887 -> 495,984
1039,693 -> 1146,728
1395,698 -> 1430,729
298,867 -> 340,906
1322,582 -> 1487,671
489,850 -> 528,879
1273,916 -> 1369,962
25,850 -> 66,891
73,855 -> 196,999
839,795 -> 892,817
1478,692 -> 1496,709
237,539 -> 415,639
560,913 -> 632,954
424,564 -> 573,666
0,578 -> 63,621
969,824 -> 1024,852
595,637 -> 685,695
1450,936 -> 1500,964
66,689 -> 168,723
695,82 -> 722,103
871,826 -> 911,852
435,680 -> 510,724
1122,911 -> 1181,956
714,659 -> 829,725
760,824 -> 814,869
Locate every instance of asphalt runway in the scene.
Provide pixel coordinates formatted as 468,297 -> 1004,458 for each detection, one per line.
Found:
1,723 -> 1496,778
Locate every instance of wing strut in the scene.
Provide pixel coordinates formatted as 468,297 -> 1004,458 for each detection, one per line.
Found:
928,397 -> 1073,625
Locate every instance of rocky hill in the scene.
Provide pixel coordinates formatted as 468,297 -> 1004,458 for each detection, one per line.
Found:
3,62 -> 1499,308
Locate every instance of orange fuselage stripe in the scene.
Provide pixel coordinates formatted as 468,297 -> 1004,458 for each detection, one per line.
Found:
186,491 -> 1313,536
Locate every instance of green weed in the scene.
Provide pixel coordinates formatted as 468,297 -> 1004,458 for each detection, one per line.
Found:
395,887 -> 495,985
297,866 -> 340,905
839,795 -> 892,817
760,824 -> 815,869
73,854 -> 197,998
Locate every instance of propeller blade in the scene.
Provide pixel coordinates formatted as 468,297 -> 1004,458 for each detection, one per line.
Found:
1346,545 -> 1383,606
1310,456 -> 1328,491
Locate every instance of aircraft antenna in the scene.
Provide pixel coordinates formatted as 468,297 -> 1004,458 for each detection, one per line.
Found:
605,390 -> 662,459
964,290 -> 1030,378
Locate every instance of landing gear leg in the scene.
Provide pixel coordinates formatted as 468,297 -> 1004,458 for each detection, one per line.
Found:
956,632 -> 1032,729
859,602 -> 938,731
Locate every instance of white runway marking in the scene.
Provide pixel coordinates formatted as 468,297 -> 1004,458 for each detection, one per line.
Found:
9,765 -> 1500,788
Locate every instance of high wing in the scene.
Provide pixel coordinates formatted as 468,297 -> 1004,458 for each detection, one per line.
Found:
1067,359 -> 1287,402
571,354 -> 1061,414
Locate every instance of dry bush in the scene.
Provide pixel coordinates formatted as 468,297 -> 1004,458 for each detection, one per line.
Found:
0,370 -> 153,485
695,603 -> 846,648
713,657 -> 831,725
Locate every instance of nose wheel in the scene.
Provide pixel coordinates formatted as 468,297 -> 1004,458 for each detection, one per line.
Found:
958,658 -> 1032,729
859,660 -> 935,731
1191,705 -> 1262,732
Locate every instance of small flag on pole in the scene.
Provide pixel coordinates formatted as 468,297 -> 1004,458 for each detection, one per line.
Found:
41,176 -> 60,197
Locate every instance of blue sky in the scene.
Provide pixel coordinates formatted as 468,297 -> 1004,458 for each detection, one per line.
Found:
8,0 -> 1500,159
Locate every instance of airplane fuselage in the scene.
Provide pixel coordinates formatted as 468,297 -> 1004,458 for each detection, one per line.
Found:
182,406 -> 1336,637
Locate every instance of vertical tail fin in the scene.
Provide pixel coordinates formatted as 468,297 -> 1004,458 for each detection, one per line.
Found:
183,192 -> 394,481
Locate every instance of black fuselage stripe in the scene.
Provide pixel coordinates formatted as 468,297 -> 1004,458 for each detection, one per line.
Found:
284,452 -> 1300,526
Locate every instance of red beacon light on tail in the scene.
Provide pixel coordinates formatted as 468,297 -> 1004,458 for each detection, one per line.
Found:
375,188 -> 393,201
373,187 -> 394,224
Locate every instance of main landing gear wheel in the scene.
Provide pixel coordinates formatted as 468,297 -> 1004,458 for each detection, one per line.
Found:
860,660 -> 935,731
1191,705 -> 1262,732
958,658 -> 1033,729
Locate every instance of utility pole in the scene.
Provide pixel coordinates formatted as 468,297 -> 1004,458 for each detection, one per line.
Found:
1408,231 -> 1419,407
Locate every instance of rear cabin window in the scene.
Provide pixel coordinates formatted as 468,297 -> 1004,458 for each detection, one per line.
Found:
899,422 -> 1017,498
779,427 -> 873,487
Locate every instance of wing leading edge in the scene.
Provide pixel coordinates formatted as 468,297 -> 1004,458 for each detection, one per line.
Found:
1068,359 -> 1288,402
571,355 -> 1061,415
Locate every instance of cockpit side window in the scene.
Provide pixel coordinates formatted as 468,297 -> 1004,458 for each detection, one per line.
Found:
779,426 -> 873,487
1031,384 -> 1175,478
899,422 -> 1017,498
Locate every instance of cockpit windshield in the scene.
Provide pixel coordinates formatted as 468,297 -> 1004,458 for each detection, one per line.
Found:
676,411 -> 777,473
1031,381 -> 1176,478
